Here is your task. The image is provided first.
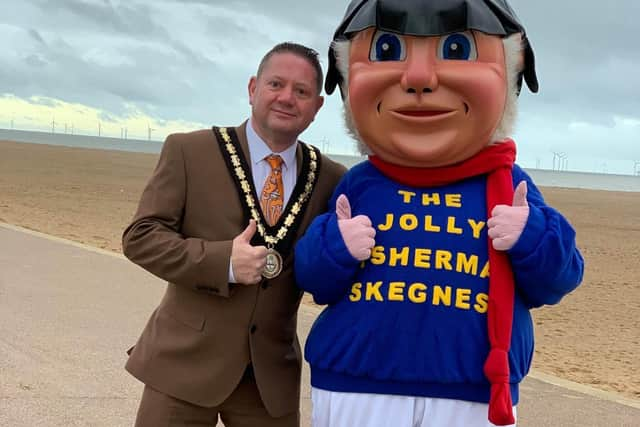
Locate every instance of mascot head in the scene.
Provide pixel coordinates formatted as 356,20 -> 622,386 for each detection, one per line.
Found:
326,0 -> 538,167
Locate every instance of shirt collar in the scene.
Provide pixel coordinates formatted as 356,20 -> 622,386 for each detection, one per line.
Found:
247,118 -> 297,170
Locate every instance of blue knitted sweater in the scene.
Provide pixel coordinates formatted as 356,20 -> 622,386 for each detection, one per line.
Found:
295,161 -> 584,404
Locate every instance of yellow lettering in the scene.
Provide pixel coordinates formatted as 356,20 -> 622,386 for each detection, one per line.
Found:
408,283 -> 427,303
445,194 -> 462,208
435,250 -> 453,270
365,281 -> 384,301
389,247 -> 410,267
350,281 -> 488,312
413,248 -> 432,268
455,288 -> 472,309
422,193 -> 441,206
388,282 -> 405,301
447,217 -> 463,235
456,253 -> 478,276
378,214 -> 394,231
480,261 -> 490,278
349,283 -> 362,302
468,219 -> 486,239
432,285 -> 452,306
399,214 -> 418,231
398,190 -> 416,204
474,293 -> 489,313
370,246 -> 386,265
424,215 -> 441,232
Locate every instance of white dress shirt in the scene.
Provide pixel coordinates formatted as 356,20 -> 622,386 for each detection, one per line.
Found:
228,118 -> 299,283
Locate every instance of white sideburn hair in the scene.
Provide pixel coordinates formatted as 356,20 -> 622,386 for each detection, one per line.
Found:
333,33 -> 524,154
491,33 -> 522,144
333,40 -> 371,154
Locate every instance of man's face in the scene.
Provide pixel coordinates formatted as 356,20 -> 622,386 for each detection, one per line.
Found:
348,28 -> 507,167
249,52 -> 324,148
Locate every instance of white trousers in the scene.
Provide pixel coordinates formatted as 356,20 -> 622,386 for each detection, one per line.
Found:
311,388 -> 517,427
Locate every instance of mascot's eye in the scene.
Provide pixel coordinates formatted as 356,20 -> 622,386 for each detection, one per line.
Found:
370,31 -> 406,62
438,32 -> 477,61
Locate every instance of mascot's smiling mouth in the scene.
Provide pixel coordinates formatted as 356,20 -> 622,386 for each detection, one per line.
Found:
376,101 -> 468,118
394,109 -> 452,117
390,108 -> 457,120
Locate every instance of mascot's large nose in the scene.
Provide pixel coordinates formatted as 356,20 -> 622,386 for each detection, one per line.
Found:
400,53 -> 438,94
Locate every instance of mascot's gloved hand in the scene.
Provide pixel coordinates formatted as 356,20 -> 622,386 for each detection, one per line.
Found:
336,194 -> 376,261
487,181 -> 530,251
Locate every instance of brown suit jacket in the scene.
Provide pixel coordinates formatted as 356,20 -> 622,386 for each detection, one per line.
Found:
123,122 -> 345,417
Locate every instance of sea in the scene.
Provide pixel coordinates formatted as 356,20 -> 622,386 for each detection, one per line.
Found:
1,128 -> 639,193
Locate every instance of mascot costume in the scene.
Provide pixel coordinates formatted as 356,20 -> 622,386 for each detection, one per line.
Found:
295,1 -> 585,426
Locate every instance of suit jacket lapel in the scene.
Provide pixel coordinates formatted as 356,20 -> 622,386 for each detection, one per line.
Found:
295,141 -> 303,179
234,121 -> 251,167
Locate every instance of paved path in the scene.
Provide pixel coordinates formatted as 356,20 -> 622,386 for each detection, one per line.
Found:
1,223 -> 638,426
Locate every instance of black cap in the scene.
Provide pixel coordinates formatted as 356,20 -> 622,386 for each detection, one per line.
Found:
326,0 -> 539,95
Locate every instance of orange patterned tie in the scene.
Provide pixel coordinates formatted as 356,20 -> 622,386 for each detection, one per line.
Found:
260,155 -> 284,226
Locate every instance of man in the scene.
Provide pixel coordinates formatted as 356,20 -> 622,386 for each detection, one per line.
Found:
123,42 -> 346,426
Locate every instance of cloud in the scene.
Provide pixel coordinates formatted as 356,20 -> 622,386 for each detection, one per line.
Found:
0,0 -> 638,174
27,28 -> 46,44
511,0 -> 640,124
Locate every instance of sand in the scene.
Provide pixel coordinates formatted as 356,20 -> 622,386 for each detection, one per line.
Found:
1,140 -> 638,400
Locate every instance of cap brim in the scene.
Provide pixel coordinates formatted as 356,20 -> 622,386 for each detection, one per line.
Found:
523,39 -> 539,93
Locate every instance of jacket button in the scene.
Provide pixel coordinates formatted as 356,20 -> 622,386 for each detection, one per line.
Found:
250,325 -> 257,334
261,281 -> 269,289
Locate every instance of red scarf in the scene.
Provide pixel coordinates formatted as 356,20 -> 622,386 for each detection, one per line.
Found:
369,140 -> 517,426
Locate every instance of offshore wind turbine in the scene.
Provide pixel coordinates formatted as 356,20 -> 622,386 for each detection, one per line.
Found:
321,137 -> 330,153
552,152 -> 567,171
551,151 -> 560,171
559,153 -> 568,171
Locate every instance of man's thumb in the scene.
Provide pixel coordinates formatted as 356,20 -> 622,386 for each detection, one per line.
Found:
336,194 -> 352,220
238,219 -> 257,242
512,181 -> 528,207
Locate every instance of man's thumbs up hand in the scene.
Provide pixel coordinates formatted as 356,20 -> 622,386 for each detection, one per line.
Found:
231,219 -> 268,285
237,218 -> 258,243
487,181 -> 530,251
336,194 -> 376,261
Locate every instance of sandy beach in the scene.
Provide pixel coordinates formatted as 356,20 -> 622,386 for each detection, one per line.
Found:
1,139 -> 638,401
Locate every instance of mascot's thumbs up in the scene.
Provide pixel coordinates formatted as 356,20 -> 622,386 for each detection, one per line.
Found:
336,194 -> 376,261
488,181 -> 530,251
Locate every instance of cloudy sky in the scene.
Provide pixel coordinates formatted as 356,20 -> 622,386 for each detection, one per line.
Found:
1,0 -> 639,174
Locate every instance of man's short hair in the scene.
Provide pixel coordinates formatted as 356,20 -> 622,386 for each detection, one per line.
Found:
257,42 -> 324,95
